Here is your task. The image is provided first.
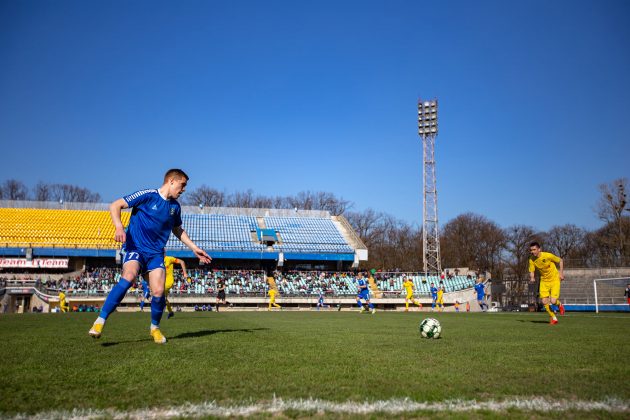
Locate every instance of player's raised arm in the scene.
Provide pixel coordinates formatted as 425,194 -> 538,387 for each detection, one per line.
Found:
177,258 -> 190,281
172,225 -> 211,264
109,198 -> 129,243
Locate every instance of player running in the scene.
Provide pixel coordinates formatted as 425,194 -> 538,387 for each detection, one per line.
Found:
430,282 -> 438,311
58,290 -> 69,313
474,278 -> 488,311
436,285 -> 445,312
268,287 -> 281,311
356,273 -> 375,314
528,241 -> 565,325
402,276 -> 423,311
316,292 -> 330,310
88,169 -> 211,344
164,255 -> 189,319
215,277 -> 232,311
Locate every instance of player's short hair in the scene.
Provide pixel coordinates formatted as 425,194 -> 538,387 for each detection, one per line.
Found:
164,168 -> 189,183
529,241 -> 541,249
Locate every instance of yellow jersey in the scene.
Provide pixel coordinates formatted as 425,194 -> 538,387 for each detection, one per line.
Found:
403,280 -> 414,293
437,289 -> 444,299
529,251 -> 561,282
164,256 -> 178,281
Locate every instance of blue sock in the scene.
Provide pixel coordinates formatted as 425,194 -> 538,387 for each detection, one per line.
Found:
550,304 -> 559,312
368,302 -> 374,309
357,301 -> 363,308
140,300 -> 145,310
151,296 -> 166,326
432,303 -> 436,309
99,278 -> 132,320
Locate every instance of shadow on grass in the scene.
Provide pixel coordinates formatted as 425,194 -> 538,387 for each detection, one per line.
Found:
517,319 -> 552,324
100,327 -> 270,346
100,338 -> 148,347
172,327 -> 269,340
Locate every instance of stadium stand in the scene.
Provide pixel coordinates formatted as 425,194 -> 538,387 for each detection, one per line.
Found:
0,208 -> 131,249
0,204 -> 366,265
0,201 -> 488,313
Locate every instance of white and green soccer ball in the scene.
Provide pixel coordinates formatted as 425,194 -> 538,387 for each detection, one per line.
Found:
419,317 -> 442,339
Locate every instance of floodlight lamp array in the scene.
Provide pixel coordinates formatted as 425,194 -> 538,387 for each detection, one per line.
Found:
418,99 -> 438,135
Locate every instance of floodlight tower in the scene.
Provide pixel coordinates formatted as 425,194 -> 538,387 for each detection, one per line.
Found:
418,98 -> 442,275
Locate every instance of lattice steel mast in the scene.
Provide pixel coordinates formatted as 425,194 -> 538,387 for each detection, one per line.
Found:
418,99 -> 441,275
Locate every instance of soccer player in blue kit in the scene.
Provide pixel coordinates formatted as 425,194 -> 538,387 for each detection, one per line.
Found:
355,273 -> 375,314
89,169 -> 211,344
430,282 -> 438,311
474,278 -> 488,311
139,278 -> 150,311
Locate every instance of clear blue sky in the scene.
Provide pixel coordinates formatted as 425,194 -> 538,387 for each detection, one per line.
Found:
1,0 -> 629,231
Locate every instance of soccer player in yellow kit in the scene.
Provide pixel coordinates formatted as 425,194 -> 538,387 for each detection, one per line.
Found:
436,285 -> 445,312
268,287 -> 281,311
402,277 -> 422,311
529,241 -> 565,325
164,255 -> 190,319
58,291 -> 69,313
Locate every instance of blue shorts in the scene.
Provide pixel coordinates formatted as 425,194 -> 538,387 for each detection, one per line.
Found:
123,249 -> 165,273
357,291 -> 370,301
477,295 -> 485,302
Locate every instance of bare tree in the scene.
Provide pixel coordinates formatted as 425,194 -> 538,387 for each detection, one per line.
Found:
596,178 -> 629,264
49,184 -> 100,202
185,185 -> 225,207
503,225 -> 539,279
544,224 -> 587,260
1,179 -> 29,200
34,181 -> 51,201
440,213 -> 505,274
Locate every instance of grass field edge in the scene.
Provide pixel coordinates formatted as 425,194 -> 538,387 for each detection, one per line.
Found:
6,397 -> 629,419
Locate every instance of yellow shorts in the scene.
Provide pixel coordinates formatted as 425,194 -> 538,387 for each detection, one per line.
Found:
406,292 -> 414,300
539,280 -> 560,299
165,275 -> 174,292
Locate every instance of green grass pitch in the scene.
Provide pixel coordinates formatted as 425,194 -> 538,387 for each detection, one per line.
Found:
0,311 -> 628,418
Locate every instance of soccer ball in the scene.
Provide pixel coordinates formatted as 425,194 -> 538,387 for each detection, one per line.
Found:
419,317 -> 441,339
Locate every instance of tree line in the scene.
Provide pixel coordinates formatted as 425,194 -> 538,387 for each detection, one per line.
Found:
0,180 -> 100,203
1,177 -> 628,273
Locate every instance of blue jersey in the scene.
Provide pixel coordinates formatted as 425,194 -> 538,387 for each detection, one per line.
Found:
474,283 -> 485,299
123,189 -> 183,254
318,294 -> 325,304
357,279 -> 369,298
430,286 -> 438,299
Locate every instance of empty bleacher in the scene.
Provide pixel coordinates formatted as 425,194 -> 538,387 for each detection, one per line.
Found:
166,214 -> 263,252
265,216 -> 354,253
0,208 -> 130,249
0,206 -> 357,256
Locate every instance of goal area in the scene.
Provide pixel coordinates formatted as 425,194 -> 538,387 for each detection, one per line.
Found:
593,277 -> 630,313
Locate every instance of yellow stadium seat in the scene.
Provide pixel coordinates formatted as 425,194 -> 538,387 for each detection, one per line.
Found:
0,208 -> 130,249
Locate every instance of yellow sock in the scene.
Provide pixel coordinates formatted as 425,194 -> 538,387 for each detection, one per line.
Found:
166,299 -> 172,314
405,301 -> 409,310
544,304 -> 555,318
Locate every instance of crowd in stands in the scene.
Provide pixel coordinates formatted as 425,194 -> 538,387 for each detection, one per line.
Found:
15,267 -> 477,297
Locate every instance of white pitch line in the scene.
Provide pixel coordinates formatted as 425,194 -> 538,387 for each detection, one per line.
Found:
7,397 -> 629,419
